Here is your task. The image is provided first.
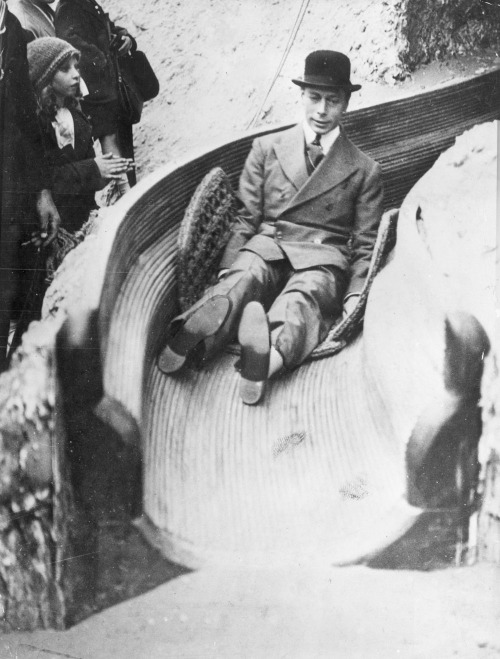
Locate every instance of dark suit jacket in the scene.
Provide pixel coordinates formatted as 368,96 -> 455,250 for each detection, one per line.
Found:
220,125 -> 383,298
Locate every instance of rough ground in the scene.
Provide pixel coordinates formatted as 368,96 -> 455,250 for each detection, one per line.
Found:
2,0 -> 500,655
2,564 -> 500,658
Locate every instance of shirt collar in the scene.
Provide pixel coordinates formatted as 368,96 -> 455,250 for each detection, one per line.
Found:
303,122 -> 340,153
52,107 -> 75,149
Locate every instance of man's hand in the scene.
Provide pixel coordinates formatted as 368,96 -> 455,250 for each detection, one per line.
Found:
35,189 -> 60,247
117,35 -> 133,56
342,294 -> 360,318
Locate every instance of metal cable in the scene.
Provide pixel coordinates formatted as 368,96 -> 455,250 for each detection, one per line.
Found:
246,0 -> 311,129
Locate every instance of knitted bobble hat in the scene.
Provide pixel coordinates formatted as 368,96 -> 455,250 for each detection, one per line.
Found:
27,37 -> 79,93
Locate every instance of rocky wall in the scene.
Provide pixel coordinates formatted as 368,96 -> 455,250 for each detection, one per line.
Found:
394,120 -> 498,563
0,214 -> 109,631
394,0 -> 500,70
0,329 -> 97,631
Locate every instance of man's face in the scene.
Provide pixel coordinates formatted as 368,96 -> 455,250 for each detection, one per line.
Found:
301,86 -> 348,135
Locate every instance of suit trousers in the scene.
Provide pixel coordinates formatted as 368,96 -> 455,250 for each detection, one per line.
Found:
176,250 -> 346,369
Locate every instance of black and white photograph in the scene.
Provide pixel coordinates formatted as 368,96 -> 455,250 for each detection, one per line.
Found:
0,0 -> 499,656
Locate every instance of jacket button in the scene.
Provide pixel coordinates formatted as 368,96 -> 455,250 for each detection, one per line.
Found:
325,203 -> 334,211
313,238 -> 321,244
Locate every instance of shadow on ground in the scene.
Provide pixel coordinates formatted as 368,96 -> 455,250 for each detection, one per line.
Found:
64,405 -> 190,627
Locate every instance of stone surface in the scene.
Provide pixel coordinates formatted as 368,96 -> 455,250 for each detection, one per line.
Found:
395,121 -> 499,559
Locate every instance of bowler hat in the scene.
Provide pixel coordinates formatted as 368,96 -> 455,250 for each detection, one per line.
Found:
292,50 -> 361,92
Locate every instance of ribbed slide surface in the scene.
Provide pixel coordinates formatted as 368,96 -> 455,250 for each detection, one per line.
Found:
140,339 -> 418,567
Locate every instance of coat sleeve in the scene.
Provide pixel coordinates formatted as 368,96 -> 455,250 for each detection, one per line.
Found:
345,160 -> 384,298
44,132 -> 105,194
219,138 -> 265,269
50,158 -> 105,194
55,5 -> 108,71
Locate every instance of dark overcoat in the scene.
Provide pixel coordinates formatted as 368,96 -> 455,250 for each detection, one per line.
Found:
220,125 -> 384,299
0,11 -> 47,330
55,0 -> 137,151
55,0 -> 118,104
55,0 -> 135,104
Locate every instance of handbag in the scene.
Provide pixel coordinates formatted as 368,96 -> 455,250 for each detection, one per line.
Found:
125,50 -> 159,102
115,50 -> 159,125
116,56 -> 143,125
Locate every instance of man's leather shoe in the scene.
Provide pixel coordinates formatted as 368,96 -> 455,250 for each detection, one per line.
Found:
158,295 -> 231,374
238,301 -> 270,405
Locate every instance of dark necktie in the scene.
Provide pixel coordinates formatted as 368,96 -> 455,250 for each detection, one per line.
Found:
307,133 -> 324,173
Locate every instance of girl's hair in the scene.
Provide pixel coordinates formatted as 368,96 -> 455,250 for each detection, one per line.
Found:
37,53 -> 81,122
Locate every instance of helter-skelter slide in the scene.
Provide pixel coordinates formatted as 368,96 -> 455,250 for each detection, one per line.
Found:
67,70 -> 499,570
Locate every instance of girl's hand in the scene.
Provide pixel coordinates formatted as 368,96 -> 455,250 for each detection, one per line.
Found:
95,153 -> 134,180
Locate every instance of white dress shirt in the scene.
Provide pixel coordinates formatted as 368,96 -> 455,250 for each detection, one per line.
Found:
302,122 -> 340,153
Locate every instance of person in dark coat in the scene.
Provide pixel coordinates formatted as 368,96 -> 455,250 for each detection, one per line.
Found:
158,51 -> 384,406
55,0 -> 137,190
0,2 -> 60,368
27,37 -> 134,232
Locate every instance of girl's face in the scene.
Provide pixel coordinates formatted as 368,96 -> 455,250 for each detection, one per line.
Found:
51,56 -> 80,105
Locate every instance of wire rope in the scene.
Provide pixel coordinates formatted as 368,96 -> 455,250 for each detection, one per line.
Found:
246,0 -> 311,129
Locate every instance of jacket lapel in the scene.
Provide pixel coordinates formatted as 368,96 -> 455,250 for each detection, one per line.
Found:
273,124 -> 309,192
285,129 -> 358,211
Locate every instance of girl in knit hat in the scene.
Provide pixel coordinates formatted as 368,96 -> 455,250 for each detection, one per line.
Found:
27,36 -> 133,233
